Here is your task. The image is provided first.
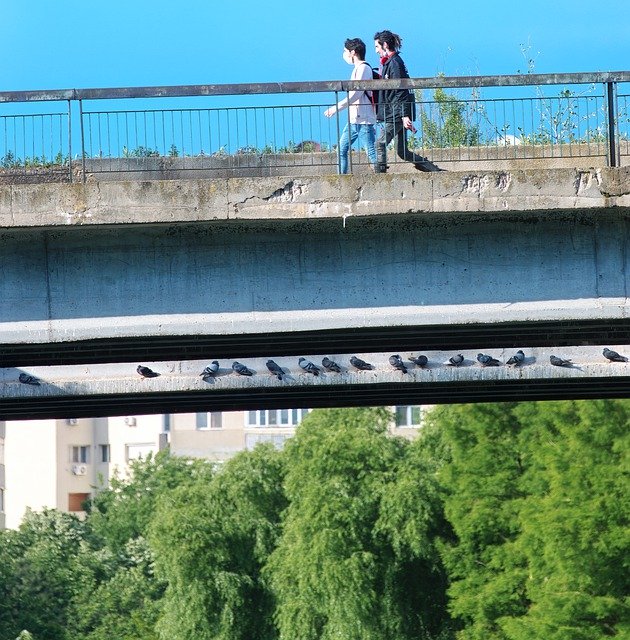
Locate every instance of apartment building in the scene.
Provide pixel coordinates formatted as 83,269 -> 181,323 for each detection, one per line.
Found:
166,404 -> 424,461
2,415 -> 168,529
1,405 -> 424,528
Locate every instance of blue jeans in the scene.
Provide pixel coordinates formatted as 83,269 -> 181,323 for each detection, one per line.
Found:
338,123 -> 376,174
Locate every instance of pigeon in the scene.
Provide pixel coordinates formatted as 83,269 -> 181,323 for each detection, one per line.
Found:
477,353 -> 501,367
550,355 -> 572,367
350,356 -> 374,370
232,361 -> 253,376
201,361 -> 220,377
506,350 -> 525,366
603,348 -> 628,363
321,356 -> 342,373
389,354 -> 408,373
298,357 -> 320,376
448,354 -> 465,367
137,365 -> 159,378
19,373 -> 41,385
266,359 -> 285,380
408,354 -> 428,367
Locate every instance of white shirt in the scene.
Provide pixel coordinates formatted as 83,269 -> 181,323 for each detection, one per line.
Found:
333,62 -> 377,125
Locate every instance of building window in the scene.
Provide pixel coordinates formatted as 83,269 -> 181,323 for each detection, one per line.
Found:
125,443 -> 157,462
99,444 -> 111,463
395,405 -> 423,428
70,445 -> 90,463
196,412 -> 223,429
163,414 -> 171,433
68,492 -> 90,512
0,488 -> 4,513
245,433 -> 290,450
246,409 -> 310,428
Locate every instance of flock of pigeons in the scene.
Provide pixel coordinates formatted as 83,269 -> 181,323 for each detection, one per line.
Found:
14,348 -> 628,386
130,347 -> 629,382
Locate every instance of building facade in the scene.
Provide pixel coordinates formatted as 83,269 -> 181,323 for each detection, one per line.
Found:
1,406 -> 424,528
2,414 -> 168,529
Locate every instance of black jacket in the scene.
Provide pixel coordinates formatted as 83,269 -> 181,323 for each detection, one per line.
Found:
377,53 -> 416,122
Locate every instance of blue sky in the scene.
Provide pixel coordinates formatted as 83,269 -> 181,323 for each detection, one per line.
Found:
3,0 -> 629,91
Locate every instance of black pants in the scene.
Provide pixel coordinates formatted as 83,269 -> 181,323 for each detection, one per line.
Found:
375,118 -> 428,172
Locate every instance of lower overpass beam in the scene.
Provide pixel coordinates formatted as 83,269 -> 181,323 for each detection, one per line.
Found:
1,346 -> 628,420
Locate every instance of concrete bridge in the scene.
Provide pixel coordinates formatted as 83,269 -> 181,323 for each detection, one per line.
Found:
1,166 -> 629,417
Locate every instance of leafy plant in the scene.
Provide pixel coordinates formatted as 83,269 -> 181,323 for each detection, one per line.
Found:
419,87 -> 481,149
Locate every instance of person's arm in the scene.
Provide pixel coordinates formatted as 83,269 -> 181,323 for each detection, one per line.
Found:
324,65 -> 366,117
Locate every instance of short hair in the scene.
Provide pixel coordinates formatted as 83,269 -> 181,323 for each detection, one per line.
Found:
374,30 -> 403,51
344,37 -> 366,61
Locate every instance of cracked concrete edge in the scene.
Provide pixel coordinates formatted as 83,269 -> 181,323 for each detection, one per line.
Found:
0,167 -> 628,229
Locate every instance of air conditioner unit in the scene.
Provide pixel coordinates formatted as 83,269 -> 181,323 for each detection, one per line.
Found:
71,464 -> 87,476
124,417 -> 137,427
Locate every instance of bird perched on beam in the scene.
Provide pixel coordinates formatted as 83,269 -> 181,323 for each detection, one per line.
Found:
350,356 -> 374,370
201,361 -> 220,380
298,357 -> 320,376
266,359 -> 286,380
477,353 -> 501,367
389,354 -> 408,374
232,361 -> 253,376
550,355 -> 572,367
603,348 -> 627,362
19,373 -> 41,385
321,356 -> 342,373
448,354 -> 464,367
408,354 -> 428,367
506,350 -> 525,366
137,365 -> 159,378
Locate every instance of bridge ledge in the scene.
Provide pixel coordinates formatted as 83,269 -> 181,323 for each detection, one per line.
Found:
1,166 -> 629,230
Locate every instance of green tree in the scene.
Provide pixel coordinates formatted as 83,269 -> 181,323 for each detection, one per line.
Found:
419,87 -> 481,148
376,418 -> 456,639
502,400 -> 630,639
149,443 -> 286,640
434,403 -> 530,640
434,400 -> 630,640
70,451 -> 212,640
68,537 -> 163,640
87,450 -> 212,552
267,407 -> 449,640
0,509 -> 86,640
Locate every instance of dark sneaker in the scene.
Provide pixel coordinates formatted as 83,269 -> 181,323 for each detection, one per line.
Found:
414,159 -> 445,172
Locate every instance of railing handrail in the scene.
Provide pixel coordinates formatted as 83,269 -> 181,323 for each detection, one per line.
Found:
1,71 -> 629,103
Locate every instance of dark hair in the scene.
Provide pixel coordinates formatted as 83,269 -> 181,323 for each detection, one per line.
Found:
374,30 -> 403,52
344,37 -> 366,61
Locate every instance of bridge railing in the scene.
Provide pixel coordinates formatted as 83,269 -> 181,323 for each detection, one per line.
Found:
0,72 -> 628,182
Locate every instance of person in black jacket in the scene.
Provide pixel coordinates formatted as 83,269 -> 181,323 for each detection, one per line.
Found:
373,30 -> 442,173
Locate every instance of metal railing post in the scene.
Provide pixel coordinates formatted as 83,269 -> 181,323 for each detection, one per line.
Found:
334,91 -> 341,174
67,99 -> 72,183
346,90 -> 352,174
606,81 -> 618,167
78,99 -> 87,183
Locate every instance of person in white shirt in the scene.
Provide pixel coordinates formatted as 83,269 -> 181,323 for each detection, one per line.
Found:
324,38 -> 377,174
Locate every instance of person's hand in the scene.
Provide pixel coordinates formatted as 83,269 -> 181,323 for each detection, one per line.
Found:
402,116 -> 417,133
324,108 -> 336,118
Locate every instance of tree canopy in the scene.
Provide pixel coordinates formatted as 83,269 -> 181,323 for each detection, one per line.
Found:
0,400 -> 626,640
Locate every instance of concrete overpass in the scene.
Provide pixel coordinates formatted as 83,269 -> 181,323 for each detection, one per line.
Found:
1,166 -> 629,416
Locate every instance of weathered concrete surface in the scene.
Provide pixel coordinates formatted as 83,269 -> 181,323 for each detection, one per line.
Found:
1,167 -> 629,228
0,168 -> 629,349
2,346 -> 629,419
